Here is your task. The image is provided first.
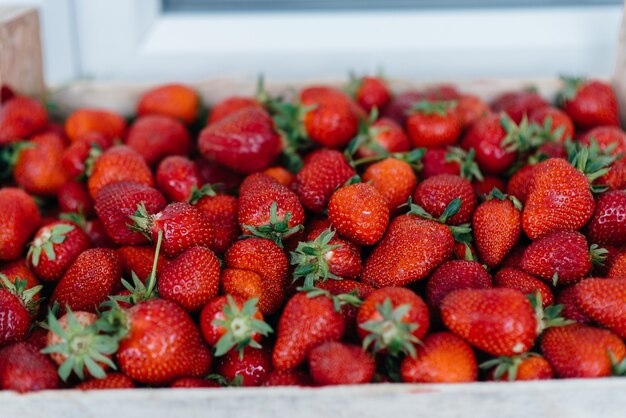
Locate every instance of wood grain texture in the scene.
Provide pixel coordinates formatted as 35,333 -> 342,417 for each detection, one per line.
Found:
0,6 -> 45,97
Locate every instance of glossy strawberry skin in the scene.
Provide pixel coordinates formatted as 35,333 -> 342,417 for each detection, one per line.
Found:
362,158 -> 417,213
520,230 -> 591,286
494,268 -> 554,307
207,97 -> 261,125
522,158 -> 595,240
263,166 -> 295,187
473,197 -> 521,268
220,268 -> 267,312
308,341 -> 375,385
137,83 -> 199,124
57,181 -> 95,216
156,156 -> 202,202
61,132 -> 112,179
506,164 -> 535,204
0,188 -> 41,261
0,96 -> 47,144
529,107 -> 575,143
117,298 -> 212,385
158,246 -> 220,312
575,278 -> 626,339
194,194 -> 240,254
406,108 -> 461,148
65,108 -> 126,143
198,107 -> 281,174
579,126 -> 626,156
441,288 -> 538,357
118,245 -> 171,281
460,114 -> 516,175
354,76 -> 391,113
609,252 -> 626,279
361,215 -> 454,288
273,292 -> 345,370
94,181 -> 166,245
125,115 -> 192,167
421,148 -> 462,179
51,248 -> 123,313
76,373 -> 136,390
413,174 -> 476,226
557,285 -> 591,324
150,202 -> 214,258
587,190 -> 626,247
0,342 -> 60,392
14,132 -> 68,196
561,80 -> 619,130
491,91 -> 548,124
426,260 -> 492,309
541,324 -> 626,378
0,290 -> 31,347
400,332 -> 477,383
216,346 -> 273,387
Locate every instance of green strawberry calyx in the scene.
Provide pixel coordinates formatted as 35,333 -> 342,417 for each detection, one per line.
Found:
242,201 -> 304,248
479,352 -> 541,382
486,188 -> 523,211
589,244 -> 609,267
445,147 -> 484,182
27,223 -> 76,267
299,286 -> 362,313
188,183 -> 218,205
566,139 -> 617,193
557,75 -> 585,105
290,228 -> 344,288
206,373 -> 243,387
407,197 -> 473,243
500,114 -> 545,154
527,292 -> 574,335
409,99 -> 458,116
0,274 -> 43,315
127,202 -> 157,241
212,296 -> 273,359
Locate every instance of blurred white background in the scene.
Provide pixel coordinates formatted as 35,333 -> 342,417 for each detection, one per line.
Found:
1,0 -> 623,86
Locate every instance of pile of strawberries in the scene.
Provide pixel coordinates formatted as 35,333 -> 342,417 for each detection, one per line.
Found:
1,74 -> 626,393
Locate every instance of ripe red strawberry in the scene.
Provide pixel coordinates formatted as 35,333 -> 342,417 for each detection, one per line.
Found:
558,77 -> 619,130
0,188 -> 41,261
156,156 -> 202,202
262,369 -> 313,386
406,100 -> 461,148
529,107 -> 575,143
57,181 -> 95,215
0,278 -> 41,347
472,175 -> 505,197
130,201 -> 214,258
556,285 -> 591,323
609,252 -> 626,279
347,75 -> 391,113
170,377 -> 221,388
520,231 -> 594,286
575,278 -> 626,339
61,132 -> 112,179
263,166 -> 295,187
506,164 -> 535,204
158,246 -> 220,312
328,182 -> 389,246
454,94 -> 489,128
194,193 -> 240,254
579,126 -> 626,156
125,115 -> 192,167
221,269 -> 267,311
472,189 -> 522,268
354,117 -> 411,159
136,83 -> 199,124
0,260 -> 41,297
94,181 -> 166,245
195,158 -> 243,191
215,346 -> 273,387
272,290 -> 346,369
482,353 -> 554,381
541,324 -> 626,378
316,279 -> 373,337
198,107 -> 281,174
413,174 -> 476,226
208,96 -> 261,125
13,132 -> 68,196
597,158 -> 626,191
51,248 -> 123,313
0,96 -> 47,144
26,221 -> 89,282
361,215 -> 454,288
400,332 -> 477,383
76,373 -> 136,390
491,90 -> 548,124
308,341 -> 375,385
592,244 -> 622,277
587,190 -> 626,247
238,173 -> 305,246
426,260 -> 492,309
87,145 -> 154,198
441,288 -> 538,356
494,268 -> 554,307
357,287 -> 429,357
362,158 -> 418,213
0,342 -> 60,392
421,147 -> 484,180
118,245 -> 171,280
65,108 -> 126,143
224,238 -> 288,314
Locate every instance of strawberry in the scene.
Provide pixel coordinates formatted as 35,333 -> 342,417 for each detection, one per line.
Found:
506,164 -> 535,204
87,145 -> 154,198
118,245 -> 171,280
575,278 -> 626,339
361,215 -> 454,288
13,132 -> 68,196
454,94 -> 489,128
579,126 -> 626,156
215,346 -> 273,387
129,201 -> 214,258
494,268 -> 554,307
136,83 -> 199,124
592,244 -> 622,277
528,106 -> 575,143
413,174 -> 476,226
421,147 -> 466,179
51,248 -> 123,313
27,221 -> 89,282
481,353 -> 554,381
224,238 -> 289,314
558,77 -> 619,130
195,158 -> 243,191
208,96 -> 261,125
556,285 -> 591,323
596,158 -> 626,191
0,188 -> 41,261
328,182 -> 390,246
170,377 -> 221,388
57,181 -> 95,216
198,107 -> 281,174
158,246 -> 220,312
316,279 -> 373,337
308,341 -> 375,385
0,278 -> 41,347
347,75 -> 391,113
272,290 -> 348,369
155,156 -> 202,202
94,181 -> 166,245
238,173 -> 305,246
76,373 -> 135,390
472,175 -> 505,197
400,332 -> 477,383
0,342 -> 60,392
362,157 -> 418,213
293,149 -> 356,213
426,260 -> 492,309
472,188 -> 522,268
406,100 -> 461,148
353,117 -> 411,160
0,96 -> 47,144
609,252 -> 626,279
382,90 -> 424,125
0,260 -> 40,297
441,288 -> 539,356
424,85 -> 462,101
61,132 -> 112,179
587,190 -> 626,246
520,231 -> 596,286
541,324 -> 626,378
290,228 -> 362,288
194,193 -> 240,254
357,287 -> 429,357
491,90 -> 548,124
125,115 -> 192,167
262,369 -> 313,386
263,166 -> 295,187
65,108 -> 126,143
